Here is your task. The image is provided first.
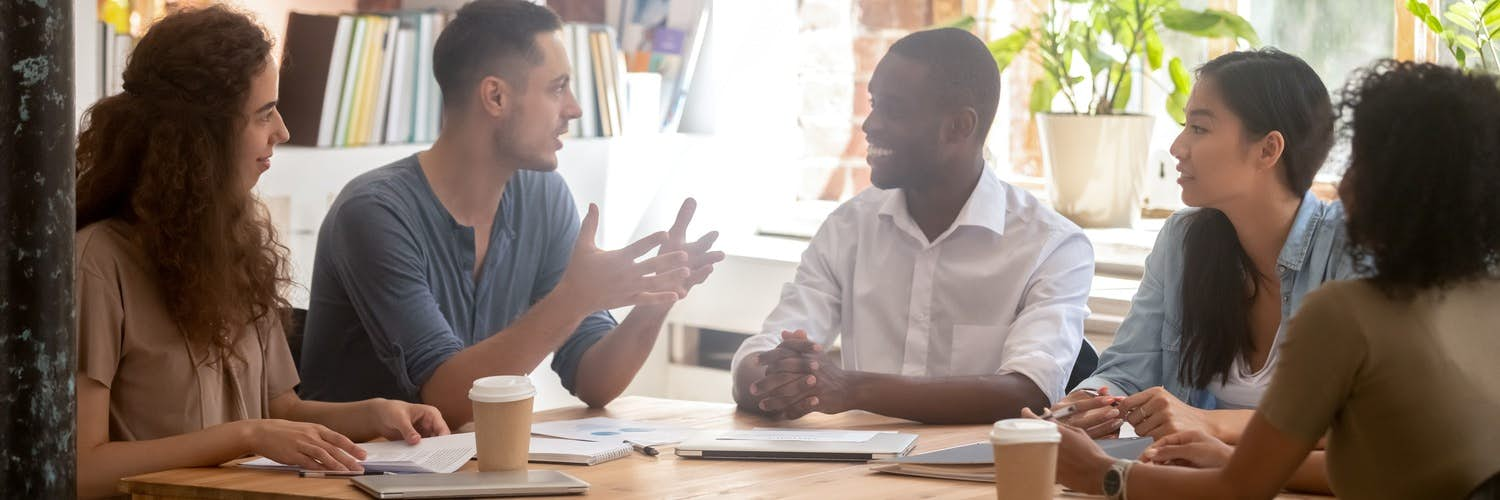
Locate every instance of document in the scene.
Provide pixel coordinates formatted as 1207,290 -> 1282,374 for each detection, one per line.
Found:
239,432 -> 476,474
531,417 -> 690,447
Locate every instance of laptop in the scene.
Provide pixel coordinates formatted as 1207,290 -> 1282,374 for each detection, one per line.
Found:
351,470 -> 589,499
675,432 -> 919,461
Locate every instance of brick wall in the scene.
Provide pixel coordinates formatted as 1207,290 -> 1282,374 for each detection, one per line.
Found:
799,0 -> 1029,201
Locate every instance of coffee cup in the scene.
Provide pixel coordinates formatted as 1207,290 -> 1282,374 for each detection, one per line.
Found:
990,418 -> 1061,500
469,375 -> 536,472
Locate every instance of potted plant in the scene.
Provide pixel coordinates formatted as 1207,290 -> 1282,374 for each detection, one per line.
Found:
954,0 -> 1257,227
1405,0 -> 1500,72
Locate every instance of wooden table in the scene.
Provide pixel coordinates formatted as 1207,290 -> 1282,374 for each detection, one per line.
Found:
121,396 -> 1331,499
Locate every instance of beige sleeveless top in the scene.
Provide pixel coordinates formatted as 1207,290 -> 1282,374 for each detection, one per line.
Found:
75,220 -> 300,442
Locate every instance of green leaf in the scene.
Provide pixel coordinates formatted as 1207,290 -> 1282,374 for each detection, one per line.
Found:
1113,69 -> 1134,112
1145,25 -> 1165,70
1457,34 -> 1483,50
989,30 -> 1030,74
1484,5 -> 1500,28
1451,1 -> 1480,22
1030,78 -> 1062,115
1447,10 -> 1480,32
1489,22 -> 1500,39
1166,58 -> 1191,124
1160,8 -> 1220,33
1217,10 -> 1261,46
937,14 -> 977,31
1159,8 -> 1259,45
1485,0 -> 1500,17
1409,0 -> 1447,33
1455,45 -> 1469,68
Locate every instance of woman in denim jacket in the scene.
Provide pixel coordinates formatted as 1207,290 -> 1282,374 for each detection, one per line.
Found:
1053,49 -> 1359,454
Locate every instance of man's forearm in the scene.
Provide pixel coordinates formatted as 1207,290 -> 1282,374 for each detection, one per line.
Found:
846,372 -> 1050,424
421,291 -> 592,427
571,305 -> 671,408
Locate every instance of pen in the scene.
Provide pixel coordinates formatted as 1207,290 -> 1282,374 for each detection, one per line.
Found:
298,470 -> 392,478
1041,399 -> 1120,422
625,440 -> 659,457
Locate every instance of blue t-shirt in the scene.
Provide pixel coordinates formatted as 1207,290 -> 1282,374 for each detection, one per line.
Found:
299,154 -> 616,403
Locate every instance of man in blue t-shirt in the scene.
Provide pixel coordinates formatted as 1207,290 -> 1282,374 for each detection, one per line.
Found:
300,0 -> 723,428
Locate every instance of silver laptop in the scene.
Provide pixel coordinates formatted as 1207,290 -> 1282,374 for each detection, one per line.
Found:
351,470 -> 589,499
675,432 -> 919,461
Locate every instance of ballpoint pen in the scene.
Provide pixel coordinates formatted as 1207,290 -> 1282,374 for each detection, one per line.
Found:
625,440 -> 659,457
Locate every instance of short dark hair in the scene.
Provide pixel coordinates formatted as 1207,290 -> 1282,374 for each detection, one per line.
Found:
432,0 -> 562,109
887,27 -> 1001,139
1339,60 -> 1500,298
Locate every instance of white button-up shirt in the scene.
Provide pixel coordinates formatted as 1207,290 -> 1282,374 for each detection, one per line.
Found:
730,167 -> 1094,403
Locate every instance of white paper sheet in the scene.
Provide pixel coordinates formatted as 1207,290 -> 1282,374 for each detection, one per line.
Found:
239,432 -> 476,474
714,428 -> 879,443
531,417 -> 690,447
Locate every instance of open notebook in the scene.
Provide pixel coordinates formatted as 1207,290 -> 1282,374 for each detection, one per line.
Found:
528,437 -> 632,466
239,432 -> 477,474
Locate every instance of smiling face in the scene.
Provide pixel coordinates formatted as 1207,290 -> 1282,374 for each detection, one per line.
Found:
1168,77 -> 1284,209
490,31 -> 582,172
862,53 -> 947,190
235,60 -> 290,192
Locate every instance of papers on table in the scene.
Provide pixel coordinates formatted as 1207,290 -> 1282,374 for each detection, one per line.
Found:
715,428 -> 880,443
239,432 -> 476,474
531,417 -> 691,447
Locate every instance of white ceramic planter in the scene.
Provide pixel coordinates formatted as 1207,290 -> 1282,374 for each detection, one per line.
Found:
1037,113 -> 1155,228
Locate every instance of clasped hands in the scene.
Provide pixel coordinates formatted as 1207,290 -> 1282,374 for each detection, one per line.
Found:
743,330 -> 854,419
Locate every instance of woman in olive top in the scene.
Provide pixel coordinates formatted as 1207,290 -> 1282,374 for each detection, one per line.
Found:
1045,60 -> 1500,500
74,6 -> 447,498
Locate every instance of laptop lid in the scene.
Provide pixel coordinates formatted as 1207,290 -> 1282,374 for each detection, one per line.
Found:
351,470 -> 589,499
674,432 -> 918,461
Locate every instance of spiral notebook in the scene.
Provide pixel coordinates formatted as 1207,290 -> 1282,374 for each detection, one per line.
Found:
529,437 -> 633,466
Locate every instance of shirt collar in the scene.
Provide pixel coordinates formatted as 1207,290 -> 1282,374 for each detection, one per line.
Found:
876,165 -> 1009,243
1276,190 -> 1327,272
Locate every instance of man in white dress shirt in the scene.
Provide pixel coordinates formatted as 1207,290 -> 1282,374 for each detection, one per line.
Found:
730,28 -> 1095,424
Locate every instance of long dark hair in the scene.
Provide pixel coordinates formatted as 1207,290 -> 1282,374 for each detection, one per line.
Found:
76,5 -> 290,361
1177,49 -> 1335,389
1338,61 -> 1500,299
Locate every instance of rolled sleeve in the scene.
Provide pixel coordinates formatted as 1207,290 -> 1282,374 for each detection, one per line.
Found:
731,214 -> 848,379
328,194 -> 465,397
1077,213 -> 1184,396
998,230 -> 1094,404
532,176 -> 620,394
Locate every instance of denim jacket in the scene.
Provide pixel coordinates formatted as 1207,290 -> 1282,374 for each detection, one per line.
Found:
1077,191 -> 1362,409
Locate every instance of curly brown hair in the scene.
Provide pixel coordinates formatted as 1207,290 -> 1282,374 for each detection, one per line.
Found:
76,4 -> 290,360
1338,60 -> 1500,299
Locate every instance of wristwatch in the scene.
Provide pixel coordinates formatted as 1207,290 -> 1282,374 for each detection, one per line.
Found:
1103,458 -> 1133,500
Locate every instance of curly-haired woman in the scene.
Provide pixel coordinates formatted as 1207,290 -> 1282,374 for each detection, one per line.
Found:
1043,60 -> 1500,500
74,6 -> 447,497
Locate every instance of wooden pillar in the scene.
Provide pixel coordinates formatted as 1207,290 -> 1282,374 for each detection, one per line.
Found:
0,0 -> 79,496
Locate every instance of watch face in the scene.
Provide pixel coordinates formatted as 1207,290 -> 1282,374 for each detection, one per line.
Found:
1104,469 -> 1123,494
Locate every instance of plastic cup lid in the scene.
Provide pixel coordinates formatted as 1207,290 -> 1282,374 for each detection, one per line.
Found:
468,375 -> 536,403
989,418 -> 1061,445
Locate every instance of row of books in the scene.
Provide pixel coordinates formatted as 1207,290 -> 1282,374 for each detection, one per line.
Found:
280,10 -> 667,147
550,0 -> 709,134
279,11 -> 447,147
